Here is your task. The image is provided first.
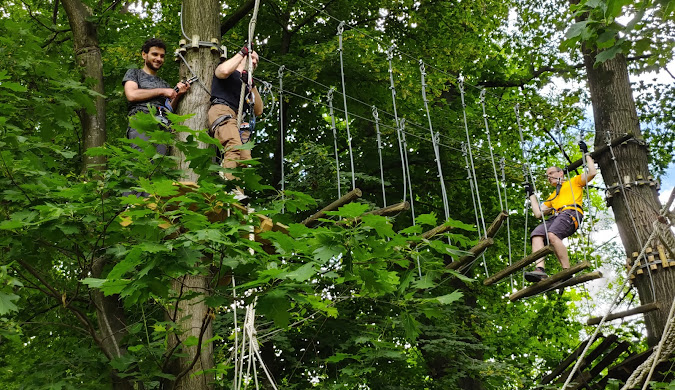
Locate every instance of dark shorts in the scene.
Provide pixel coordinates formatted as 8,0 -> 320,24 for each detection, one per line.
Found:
531,210 -> 583,240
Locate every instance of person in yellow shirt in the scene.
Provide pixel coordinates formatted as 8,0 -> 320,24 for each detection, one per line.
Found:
524,141 -> 597,282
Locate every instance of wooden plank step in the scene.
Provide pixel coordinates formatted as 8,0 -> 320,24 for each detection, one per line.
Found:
485,210 -> 508,238
509,261 -> 591,302
483,245 -> 554,286
541,335 -> 605,385
364,201 -> 410,217
586,302 -> 659,326
555,334 -> 619,386
446,237 -> 494,270
303,188 -> 362,227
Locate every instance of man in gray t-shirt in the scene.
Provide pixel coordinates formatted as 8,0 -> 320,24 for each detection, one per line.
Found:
122,38 -> 190,156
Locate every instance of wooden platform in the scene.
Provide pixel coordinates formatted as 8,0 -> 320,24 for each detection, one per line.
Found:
509,262 -> 596,302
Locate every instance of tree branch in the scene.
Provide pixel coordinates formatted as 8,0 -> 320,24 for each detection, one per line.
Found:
173,311 -> 213,384
221,0 -> 259,36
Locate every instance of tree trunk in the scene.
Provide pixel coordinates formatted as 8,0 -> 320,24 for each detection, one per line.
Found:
61,0 -> 106,172
168,1 -> 220,389
583,50 -> 675,346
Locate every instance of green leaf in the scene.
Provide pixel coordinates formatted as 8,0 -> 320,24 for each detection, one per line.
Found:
606,0 -> 630,18
325,353 -> 356,363
81,278 -> 106,288
565,20 -> 589,40
361,214 -> 394,238
284,262 -> 317,282
415,213 -> 437,227
324,202 -> 369,218
434,291 -> 463,305
0,291 -> 19,315
401,311 -> 420,341
258,289 -> 291,328
594,44 -> 622,65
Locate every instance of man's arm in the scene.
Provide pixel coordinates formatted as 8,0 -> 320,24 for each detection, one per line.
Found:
215,52 -> 246,79
124,80 -> 176,102
168,81 -> 190,111
579,154 -> 597,185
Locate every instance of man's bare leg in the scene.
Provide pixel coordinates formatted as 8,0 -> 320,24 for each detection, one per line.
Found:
547,232 -> 569,269
532,235 -> 546,269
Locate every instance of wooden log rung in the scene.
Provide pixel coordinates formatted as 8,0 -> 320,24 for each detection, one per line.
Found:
551,271 -> 603,290
555,334 -> 619,386
364,201 -> 410,217
303,188 -> 362,227
485,210 -> 508,238
586,302 -> 659,326
446,237 -> 494,270
541,335 -> 605,385
509,262 -> 591,302
483,245 -> 554,286
564,133 -> 634,173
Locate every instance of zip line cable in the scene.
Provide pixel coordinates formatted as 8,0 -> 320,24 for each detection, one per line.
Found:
387,46 -> 413,211
372,106 -> 387,207
278,66 -> 286,212
480,89 -> 504,211
327,87 -> 342,198
460,77 -> 487,236
336,22 -> 356,191
420,60 -> 450,221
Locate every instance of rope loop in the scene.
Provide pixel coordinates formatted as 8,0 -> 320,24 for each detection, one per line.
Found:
277,65 -> 285,78
327,87 -> 335,102
387,45 -> 395,61
371,105 -> 379,120
398,118 -> 406,131
479,88 -> 486,102
337,21 -> 345,35
419,59 -> 426,74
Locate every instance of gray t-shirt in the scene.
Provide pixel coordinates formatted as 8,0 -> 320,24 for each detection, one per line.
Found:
122,68 -> 171,115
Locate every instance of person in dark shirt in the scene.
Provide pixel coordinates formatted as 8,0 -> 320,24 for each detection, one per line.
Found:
122,38 -> 190,155
208,47 -> 263,186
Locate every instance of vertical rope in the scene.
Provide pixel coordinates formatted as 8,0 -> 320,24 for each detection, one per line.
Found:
237,0 -> 262,130
605,132 -> 657,302
514,104 -> 549,241
398,118 -> 416,223
523,201 -> 529,286
501,158 -> 514,291
327,88 -> 342,198
372,106 -> 387,207
336,21 -> 356,190
580,132 -> 598,269
420,60 -> 450,221
232,277 -> 240,390
479,89 -> 503,210
463,143 -> 483,248
459,76 -> 487,235
278,66 -> 285,212
387,46 -> 408,204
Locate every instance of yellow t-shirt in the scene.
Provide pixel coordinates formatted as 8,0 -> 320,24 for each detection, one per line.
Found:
544,175 -> 585,212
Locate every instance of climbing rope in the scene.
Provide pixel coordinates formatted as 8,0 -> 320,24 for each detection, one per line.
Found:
328,88 -> 342,198
514,104 -> 550,242
387,46 -> 411,207
479,89 -> 503,210
561,189 -> 675,389
501,158 -> 514,291
336,22 -> 356,191
460,77 -> 487,236
398,118 -> 416,223
579,130 -> 599,269
461,142 -> 489,275
372,106 -> 387,207
236,0 -> 261,132
605,131 -> 657,302
420,60 -> 450,221
278,66 -> 285,212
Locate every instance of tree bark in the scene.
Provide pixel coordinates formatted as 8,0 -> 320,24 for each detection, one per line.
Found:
168,1 -> 220,389
583,50 -> 675,346
61,0 -> 106,172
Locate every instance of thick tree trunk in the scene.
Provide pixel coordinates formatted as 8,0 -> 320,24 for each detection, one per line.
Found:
61,0 -> 106,172
583,50 -> 675,346
168,1 -> 220,389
